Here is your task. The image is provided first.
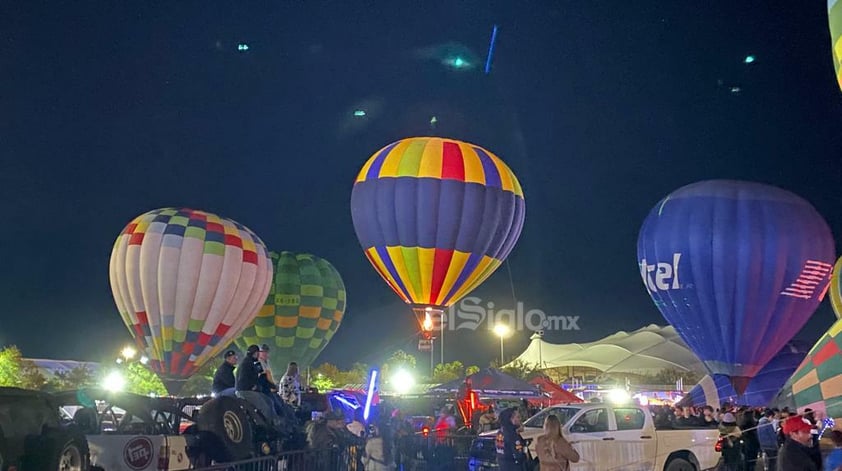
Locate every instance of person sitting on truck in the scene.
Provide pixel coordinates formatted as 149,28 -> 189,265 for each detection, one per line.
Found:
280,362 -> 301,407
495,407 -> 527,471
256,344 -> 278,395
236,344 -> 280,426
535,414 -> 579,471
777,416 -> 819,471
211,350 -> 238,397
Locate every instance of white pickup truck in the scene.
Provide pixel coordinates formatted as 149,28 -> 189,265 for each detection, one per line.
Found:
468,403 -> 721,471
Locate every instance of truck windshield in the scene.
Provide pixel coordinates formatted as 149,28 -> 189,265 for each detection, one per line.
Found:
523,406 -> 580,428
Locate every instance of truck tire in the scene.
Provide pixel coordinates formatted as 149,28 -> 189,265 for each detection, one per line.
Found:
39,430 -> 90,471
664,457 -> 696,471
197,396 -> 254,462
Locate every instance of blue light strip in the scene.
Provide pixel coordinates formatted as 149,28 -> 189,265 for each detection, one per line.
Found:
364,369 -> 378,422
484,25 -> 499,75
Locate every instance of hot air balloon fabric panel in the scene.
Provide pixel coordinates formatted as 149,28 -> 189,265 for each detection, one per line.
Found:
680,341 -> 810,407
110,208 -> 272,380
351,137 -> 525,308
785,320 -> 842,418
829,256 -> 842,320
637,181 -> 835,385
234,252 -> 346,373
830,0 -> 842,91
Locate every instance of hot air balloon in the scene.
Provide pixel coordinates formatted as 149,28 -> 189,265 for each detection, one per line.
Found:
637,180 -> 835,394
829,0 -> 842,91
679,341 -> 811,407
110,208 -> 273,394
775,256 -> 842,419
233,251 -> 347,374
350,136 -> 525,323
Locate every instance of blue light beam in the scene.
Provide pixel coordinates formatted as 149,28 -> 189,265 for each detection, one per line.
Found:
363,369 -> 378,422
484,25 -> 499,75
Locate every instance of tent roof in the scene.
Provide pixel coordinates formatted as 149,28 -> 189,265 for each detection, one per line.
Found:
430,368 -> 541,397
510,324 -> 706,376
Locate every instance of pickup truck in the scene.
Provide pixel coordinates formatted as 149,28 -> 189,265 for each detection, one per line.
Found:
0,387 -> 90,471
468,403 -> 721,471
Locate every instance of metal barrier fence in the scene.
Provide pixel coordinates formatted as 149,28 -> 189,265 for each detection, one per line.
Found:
191,445 -> 362,471
192,433 -> 480,471
396,432 -> 477,471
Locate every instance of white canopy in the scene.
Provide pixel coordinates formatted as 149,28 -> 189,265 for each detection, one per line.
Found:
509,324 -> 706,376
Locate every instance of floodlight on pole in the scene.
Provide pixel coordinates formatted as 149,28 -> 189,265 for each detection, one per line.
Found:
493,324 -> 510,364
121,346 -> 137,360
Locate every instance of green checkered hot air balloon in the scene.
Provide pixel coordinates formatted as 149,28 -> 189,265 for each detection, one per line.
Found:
233,251 -> 346,374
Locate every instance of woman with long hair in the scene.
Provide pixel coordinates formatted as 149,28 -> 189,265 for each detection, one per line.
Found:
535,414 -> 580,471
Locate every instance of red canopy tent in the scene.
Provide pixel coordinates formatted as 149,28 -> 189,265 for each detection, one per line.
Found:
528,376 -> 583,407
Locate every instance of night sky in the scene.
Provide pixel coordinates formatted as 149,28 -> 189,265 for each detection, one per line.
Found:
2,2 -> 841,371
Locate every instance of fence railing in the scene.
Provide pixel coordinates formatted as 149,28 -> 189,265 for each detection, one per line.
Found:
191,432 -> 481,471
191,445 -> 362,471
395,432 -> 478,471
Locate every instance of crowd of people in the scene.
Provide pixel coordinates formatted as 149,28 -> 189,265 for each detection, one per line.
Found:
654,404 -> 842,471
209,351 -> 841,471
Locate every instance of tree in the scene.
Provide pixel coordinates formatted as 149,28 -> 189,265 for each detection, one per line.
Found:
20,362 -> 48,390
309,363 -> 341,391
465,365 -> 480,376
125,363 -> 167,396
432,361 -> 465,383
494,359 -> 539,381
311,374 -> 336,392
49,365 -> 97,391
0,346 -> 25,387
381,350 -> 418,382
181,361 -> 216,397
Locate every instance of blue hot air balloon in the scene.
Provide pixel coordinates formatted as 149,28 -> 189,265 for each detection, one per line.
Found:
679,340 -> 811,407
637,180 -> 835,394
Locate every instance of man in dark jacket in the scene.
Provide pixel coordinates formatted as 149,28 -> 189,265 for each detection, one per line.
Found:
211,350 -> 238,396
235,345 -> 279,425
495,407 -> 527,471
236,345 -> 261,392
777,416 -> 819,471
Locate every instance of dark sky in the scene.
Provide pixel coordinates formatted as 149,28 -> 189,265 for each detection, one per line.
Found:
1,2 -> 841,371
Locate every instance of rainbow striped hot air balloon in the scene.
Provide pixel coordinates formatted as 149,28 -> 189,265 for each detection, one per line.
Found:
350,136 -> 525,319
109,208 -> 273,394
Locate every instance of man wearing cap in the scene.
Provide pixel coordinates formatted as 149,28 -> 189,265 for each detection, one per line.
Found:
212,350 -> 238,397
777,415 -> 819,471
256,344 -> 278,395
236,345 -> 280,426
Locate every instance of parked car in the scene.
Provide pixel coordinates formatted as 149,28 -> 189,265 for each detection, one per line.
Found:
469,402 -> 720,471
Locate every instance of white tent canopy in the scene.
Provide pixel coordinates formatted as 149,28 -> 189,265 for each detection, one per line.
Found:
509,324 -> 706,376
